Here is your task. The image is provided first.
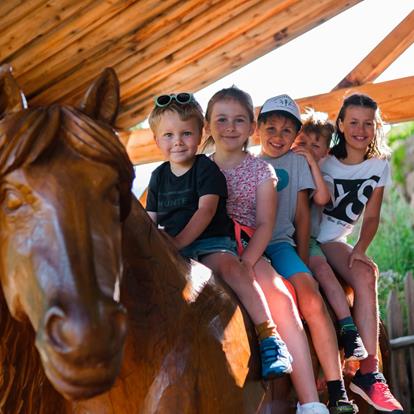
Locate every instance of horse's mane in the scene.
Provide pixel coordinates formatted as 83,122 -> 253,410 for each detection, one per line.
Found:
0,105 -> 134,219
0,288 -> 66,413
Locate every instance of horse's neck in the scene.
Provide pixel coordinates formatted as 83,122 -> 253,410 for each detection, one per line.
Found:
122,199 -> 191,286
120,198 -> 219,323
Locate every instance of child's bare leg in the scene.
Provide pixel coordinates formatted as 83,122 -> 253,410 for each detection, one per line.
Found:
321,242 -> 378,359
201,252 -> 271,324
309,256 -> 351,320
254,259 -> 319,404
202,252 -> 293,380
289,272 -> 342,381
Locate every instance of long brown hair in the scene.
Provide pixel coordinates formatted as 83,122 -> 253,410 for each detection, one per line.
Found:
331,94 -> 390,160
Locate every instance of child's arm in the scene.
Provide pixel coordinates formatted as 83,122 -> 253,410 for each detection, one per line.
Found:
241,179 -> 277,267
349,186 -> 384,270
292,146 -> 330,205
294,189 -> 311,265
173,194 -> 219,250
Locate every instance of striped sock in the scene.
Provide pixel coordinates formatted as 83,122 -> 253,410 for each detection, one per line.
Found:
338,316 -> 357,331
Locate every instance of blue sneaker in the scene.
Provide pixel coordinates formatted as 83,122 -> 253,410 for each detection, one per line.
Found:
259,336 -> 292,380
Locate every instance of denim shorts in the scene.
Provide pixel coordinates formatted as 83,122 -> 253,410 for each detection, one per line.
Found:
309,237 -> 325,258
265,242 -> 312,279
180,236 -> 238,261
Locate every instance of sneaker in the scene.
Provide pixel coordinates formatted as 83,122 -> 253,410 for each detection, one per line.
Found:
259,336 -> 292,380
349,371 -> 404,413
339,328 -> 368,361
328,400 -> 358,414
297,402 -> 329,414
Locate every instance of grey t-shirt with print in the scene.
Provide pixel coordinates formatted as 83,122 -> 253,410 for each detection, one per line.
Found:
260,150 -> 315,246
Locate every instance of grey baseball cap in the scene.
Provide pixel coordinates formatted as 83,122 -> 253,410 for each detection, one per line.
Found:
259,94 -> 302,129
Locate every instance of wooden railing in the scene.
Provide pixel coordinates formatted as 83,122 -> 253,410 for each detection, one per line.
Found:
386,272 -> 414,413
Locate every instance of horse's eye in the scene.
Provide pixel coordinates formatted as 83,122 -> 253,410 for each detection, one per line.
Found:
4,190 -> 24,212
107,186 -> 120,206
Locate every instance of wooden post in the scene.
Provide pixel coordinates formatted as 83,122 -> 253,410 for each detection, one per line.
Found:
386,289 -> 410,412
405,272 -> 414,399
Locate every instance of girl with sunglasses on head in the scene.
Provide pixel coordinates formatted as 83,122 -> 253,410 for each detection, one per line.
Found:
317,94 -> 403,414
205,86 -> 332,414
146,93 -> 292,381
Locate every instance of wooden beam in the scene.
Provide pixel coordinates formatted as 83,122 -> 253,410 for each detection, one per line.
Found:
334,10 -> 414,89
25,0 -> 264,103
0,0 -> 93,61
125,76 -> 414,164
17,0 -> 183,94
0,0 -> 48,33
297,76 -> 414,124
116,0 -> 361,127
3,0 -> 148,75
14,0 -> 359,129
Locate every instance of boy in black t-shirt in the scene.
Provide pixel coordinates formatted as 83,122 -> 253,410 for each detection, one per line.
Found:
146,93 -> 234,257
146,93 -> 293,380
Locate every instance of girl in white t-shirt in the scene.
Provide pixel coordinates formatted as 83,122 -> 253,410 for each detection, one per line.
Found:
317,94 -> 403,413
205,87 -> 330,414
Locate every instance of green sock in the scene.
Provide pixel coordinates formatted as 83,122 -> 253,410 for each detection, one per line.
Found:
338,316 -> 356,331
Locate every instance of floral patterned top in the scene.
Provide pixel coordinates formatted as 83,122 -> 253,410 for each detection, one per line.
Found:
212,152 -> 277,228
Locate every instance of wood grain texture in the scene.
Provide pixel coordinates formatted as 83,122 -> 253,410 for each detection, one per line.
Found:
0,0 -> 363,129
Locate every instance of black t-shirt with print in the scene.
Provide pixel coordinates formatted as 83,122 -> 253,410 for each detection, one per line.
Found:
146,154 -> 234,239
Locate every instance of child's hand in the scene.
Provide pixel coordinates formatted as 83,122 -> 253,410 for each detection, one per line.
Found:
348,248 -> 377,271
291,144 -> 317,167
239,258 -> 256,281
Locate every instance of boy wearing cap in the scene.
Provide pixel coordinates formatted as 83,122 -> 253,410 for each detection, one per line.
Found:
258,95 -> 357,414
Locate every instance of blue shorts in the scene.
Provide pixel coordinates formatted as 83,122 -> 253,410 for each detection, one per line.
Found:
265,242 -> 312,279
180,236 -> 237,261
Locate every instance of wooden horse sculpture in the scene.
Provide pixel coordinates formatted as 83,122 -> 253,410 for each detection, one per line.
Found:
0,66 -> 270,413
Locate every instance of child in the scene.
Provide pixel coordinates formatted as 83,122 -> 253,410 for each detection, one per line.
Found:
257,94 -> 357,414
317,94 -> 403,413
205,87 -> 329,414
292,111 -> 368,362
145,92 -> 292,380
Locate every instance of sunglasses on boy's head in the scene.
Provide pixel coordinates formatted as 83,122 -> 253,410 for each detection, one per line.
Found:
154,93 -> 194,107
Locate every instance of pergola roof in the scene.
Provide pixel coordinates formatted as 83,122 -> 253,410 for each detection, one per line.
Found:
1,0 -> 364,128
1,1 -> 413,164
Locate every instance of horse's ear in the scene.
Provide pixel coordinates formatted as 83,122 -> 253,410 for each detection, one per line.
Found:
79,67 -> 120,126
0,64 -> 27,117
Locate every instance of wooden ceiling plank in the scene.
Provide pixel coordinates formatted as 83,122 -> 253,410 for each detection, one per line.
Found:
334,10 -> 414,89
26,0 -> 263,104
117,0 -> 361,126
0,0 -> 48,33
18,0 -> 194,95
117,0 -> 301,102
7,0 -> 141,76
112,0 -> 266,89
0,0 -> 95,61
125,76 -> 414,164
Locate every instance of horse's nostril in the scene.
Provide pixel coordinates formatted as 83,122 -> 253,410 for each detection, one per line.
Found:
43,301 -> 127,358
44,306 -> 71,353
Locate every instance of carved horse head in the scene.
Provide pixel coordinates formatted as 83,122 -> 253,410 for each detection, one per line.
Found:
0,66 -> 134,400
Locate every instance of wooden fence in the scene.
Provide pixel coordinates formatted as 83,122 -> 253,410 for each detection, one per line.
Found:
386,272 -> 414,413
